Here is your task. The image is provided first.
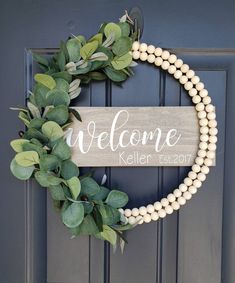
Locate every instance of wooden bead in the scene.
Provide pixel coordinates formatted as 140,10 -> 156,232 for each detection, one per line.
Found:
179,75 -> 188,84
199,141 -> 208,150
139,206 -> 147,216
183,191 -> 192,200
191,76 -> 200,84
178,196 -> 186,205
197,172 -> 206,182
139,43 -> 148,52
154,201 -> 162,210
165,205 -> 173,214
151,212 -> 159,221
188,171 -> 197,180
132,208 -> 139,217
207,112 -> 216,120
209,136 -> 217,143
206,151 -> 215,159
204,158 -> 213,166
174,59 -> 183,68
179,183 -> 188,192
147,54 -> 155,63
124,209 -> 132,217
196,82 -> 204,91
208,119 -> 217,128
200,134 -> 209,142
161,50 -> 170,60
168,65 -> 177,74
184,81 -> 193,90
158,209 -> 167,218
192,164 -> 201,173
201,165 -> 210,174
172,201 -> 180,210
199,118 -> 208,127
200,126 -> 209,134
161,61 -> 170,70
154,47 -> 162,56
155,57 -> 163,66
143,214 -> 151,223
147,45 -> 155,54
208,143 -> 216,151
192,95 -> 201,104
198,149 -> 207,157
181,64 -> 189,73
132,51 -> 140,60
161,198 -> 169,207
173,188 -> 182,197
136,215 -> 144,225
186,70 -> 195,79
205,104 -> 215,113
189,186 -> 197,194
167,193 -> 176,202
183,177 -> 193,186
174,70 -> 182,79
193,179 -> 202,188
199,89 -> 208,97
195,156 -> 204,165
168,54 -> 177,63
198,111 -> 206,119
128,216 -> 137,225
146,204 -> 155,214
196,103 -> 205,112
209,127 -> 218,135
140,52 -> 148,61
189,88 -> 198,97
132,41 -> 140,51
203,96 -> 211,105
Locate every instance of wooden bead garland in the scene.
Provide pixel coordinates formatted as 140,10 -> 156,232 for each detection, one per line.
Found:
123,42 -> 217,225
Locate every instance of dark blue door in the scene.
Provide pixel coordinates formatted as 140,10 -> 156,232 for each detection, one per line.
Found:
1,1 -> 235,283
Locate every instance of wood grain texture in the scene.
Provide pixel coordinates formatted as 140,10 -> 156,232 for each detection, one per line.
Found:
69,106 -> 200,166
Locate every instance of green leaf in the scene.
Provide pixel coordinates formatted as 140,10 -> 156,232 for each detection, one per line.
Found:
118,22 -> 131,37
60,40 -> 70,63
27,102 -> 41,118
32,53 -> 49,67
34,74 -> 56,90
71,214 -> 98,236
52,71 -> 72,83
104,23 -> 122,41
83,202 -> 94,214
93,206 -> 103,232
105,190 -> 128,208
22,142 -> 45,157
23,128 -> 49,144
55,78 -> 69,93
88,33 -> 103,45
52,138 -> 71,160
69,108 -> 82,122
100,225 -> 117,246
35,171 -> 62,187
62,202 -> 84,228
10,139 -> 30,152
66,177 -> 81,200
104,66 -> 127,82
90,186 -> 109,201
41,121 -> 64,141
57,50 -> 66,71
112,36 -> 132,56
45,105 -> 69,125
61,160 -> 79,180
111,52 -> 132,70
88,72 -> 107,81
66,38 -> 81,62
80,177 -> 100,197
80,40 -> 99,60
28,118 -> 46,129
39,154 -> 60,171
18,111 -> 30,126
33,83 -> 50,107
46,89 -> 70,106
15,151 -> 39,167
49,184 -> 66,200
10,158 -> 34,180
97,204 -> 120,225
89,52 -> 108,62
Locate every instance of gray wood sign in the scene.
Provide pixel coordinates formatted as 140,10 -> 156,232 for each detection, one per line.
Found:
66,106 -> 204,166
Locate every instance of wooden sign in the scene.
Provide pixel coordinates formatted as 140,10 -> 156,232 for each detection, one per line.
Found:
65,107 -> 201,167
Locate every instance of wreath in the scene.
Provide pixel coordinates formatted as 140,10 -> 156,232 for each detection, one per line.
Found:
10,12 -> 217,250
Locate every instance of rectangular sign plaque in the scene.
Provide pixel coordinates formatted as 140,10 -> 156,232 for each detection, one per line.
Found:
65,107 -> 202,167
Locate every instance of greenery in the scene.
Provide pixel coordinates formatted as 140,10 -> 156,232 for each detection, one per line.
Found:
10,12 -> 138,250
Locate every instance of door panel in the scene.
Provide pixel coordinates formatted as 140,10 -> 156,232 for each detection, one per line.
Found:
1,1 -> 235,283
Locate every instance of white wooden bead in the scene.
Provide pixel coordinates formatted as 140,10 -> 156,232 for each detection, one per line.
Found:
173,188 -> 182,198
183,191 -> 192,200
199,118 -> 208,127
196,103 -> 205,112
209,136 -> 217,143
168,54 -> 177,63
143,214 -> 151,223
207,112 -> 216,120
208,143 -> 217,151
188,171 -> 197,180
161,50 -> 170,60
186,70 -> 195,79
184,81 -> 193,90
179,183 -> 188,192
139,43 -> 148,52
147,54 -> 155,63
154,47 -> 163,56
124,209 -> 132,217
158,209 -> 167,218
179,75 -> 188,84
196,82 -> 204,91
183,177 -> 193,187
192,95 -> 201,104
205,104 -> 215,113
200,134 -> 209,142
161,61 -> 170,70
189,186 -> 197,194
140,52 -> 148,61
189,88 -> 197,97
191,76 -> 200,84
132,208 -> 139,217
181,64 -> 189,73
171,201 -> 180,210
139,206 -> 147,216
165,205 -> 173,214
199,142 -> 208,150
119,208 -> 124,214
209,127 -> 218,135
147,45 -> 155,54
204,158 -> 213,166
207,151 -> 215,159
174,70 -> 182,79
174,59 -> 183,68
168,65 -> 177,74
128,216 -> 137,225
198,149 -> 207,158
155,57 -> 163,66
132,41 -> 140,51
154,201 -> 162,210
203,96 -> 211,105
178,196 -> 186,205
197,172 -> 206,182
146,204 -> 155,214
193,179 -> 202,188
208,120 -> 217,128
151,211 -> 159,221
195,156 -> 204,166
136,215 -> 144,225
161,198 -> 169,207
167,193 -> 176,202
132,51 -> 140,60
192,164 -> 201,173
201,165 -> 210,174
200,126 -> 209,134
199,89 -> 208,97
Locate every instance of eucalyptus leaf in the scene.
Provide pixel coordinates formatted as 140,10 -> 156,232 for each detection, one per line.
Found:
80,177 -> 100,197
104,66 -> 127,82
118,22 -> 131,37
90,186 -> 109,201
62,202 -> 84,228
80,40 -> 99,60
55,78 -> 69,93
41,121 -> 64,141
34,74 -> 56,90
71,214 -> 98,236
46,89 -> 70,106
22,142 -> 45,157
104,23 -> 121,40
111,52 -> 132,70
93,206 -> 103,232
18,111 -> 30,126
52,71 -> 72,83
61,160 -> 79,180
66,38 -> 81,62
27,101 -> 41,118
88,33 -> 103,45
39,154 -> 60,171
66,176 -> 81,200
112,36 -> 132,56
105,190 -> 128,208
52,138 -> 71,160
23,128 -> 49,144
49,184 -> 66,201
89,52 -> 108,62
100,225 -> 117,246
28,118 -> 46,129
15,151 -> 39,167
69,108 -> 82,121
45,105 -> 69,125
57,50 -> 66,71
102,32 -> 115,48
32,53 -> 49,67
10,158 -> 35,180
97,204 -> 120,225
35,171 -> 62,187
10,139 -> 30,153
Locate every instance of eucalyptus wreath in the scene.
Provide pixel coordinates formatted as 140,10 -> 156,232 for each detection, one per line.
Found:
10,12 -> 138,249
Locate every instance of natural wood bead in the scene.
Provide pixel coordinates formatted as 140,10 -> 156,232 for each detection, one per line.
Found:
172,201 -> 180,210
199,89 -> 208,97
192,95 -> 201,104
186,70 -> 195,79
132,51 -> 140,60
167,193 -> 176,202
193,179 -> 202,188
192,164 -> 201,173
196,82 -> 204,91
147,44 -> 155,54
204,158 -> 213,166
179,183 -> 188,192
209,136 -> 217,143
143,214 -> 152,223
161,50 -> 170,60
132,208 -> 139,217
161,198 -> 169,207
146,204 -> 155,214
189,186 -> 197,194
168,54 -> 177,63
168,65 -> 177,74
151,212 -> 159,221
206,151 -> 215,159
205,104 -> 215,113
209,127 -> 218,135
208,119 -> 217,128
128,216 -> 137,225
195,156 -> 204,166
184,81 -> 193,90
199,118 -> 208,127
155,57 -> 163,66
188,171 -> 197,180
199,141 -> 208,150
198,149 -> 207,158
147,54 -> 155,63
191,75 -> 200,84
208,143 -> 217,151
174,70 -> 183,79
154,201 -> 162,210
124,209 -> 132,217
200,126 -> 209,134
178,196 -> 186,205
139,206 -> 147,216
132,41 -> 140,51
139,43 -> 148,52
189,88 -> 198,97
154,47 -> 163,56
165,205 -> 173,214
158,209 -> 167,218
183,177 -> 193,186
140,52 -> 148,61
207,112 -> 216,120
201,165 -> 210,174
200,134 -> 209,142
181,64 -> 189,73
203,96 -> 211,105
179,75 -> 188,84
183,191 -> 192,200
174,59 -> 183,68
196,103 -> 205,112
161,61 -> 170,70
197,172 -> 206,182
173,188 -> 182,198
198,111 -> 207,119
136,215 -> 143,225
